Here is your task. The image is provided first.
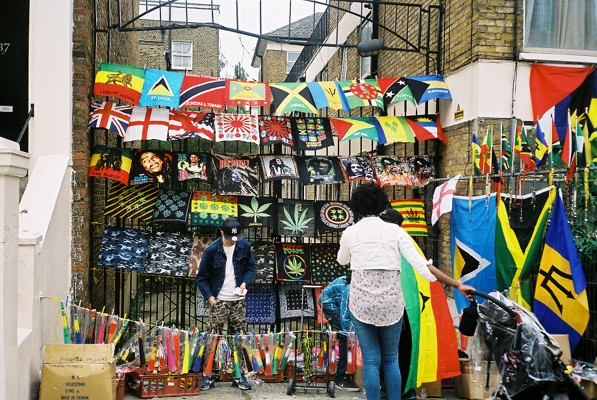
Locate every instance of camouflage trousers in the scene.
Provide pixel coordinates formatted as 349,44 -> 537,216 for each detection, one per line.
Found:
208,298 -> 246,334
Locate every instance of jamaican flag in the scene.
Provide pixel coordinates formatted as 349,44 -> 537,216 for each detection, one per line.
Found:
495,186 -> 556,309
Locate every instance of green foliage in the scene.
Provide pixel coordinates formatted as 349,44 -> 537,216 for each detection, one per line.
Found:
569,170 -> 597,257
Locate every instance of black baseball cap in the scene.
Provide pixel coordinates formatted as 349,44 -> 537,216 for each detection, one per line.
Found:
220,217 -> 244,242
379,208 -> 404,226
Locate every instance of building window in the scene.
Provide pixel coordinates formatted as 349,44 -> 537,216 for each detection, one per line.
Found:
360,20 -> 372,78
524,1 -> 597,53
171,41 -> 193,70
287,51 -> 300,74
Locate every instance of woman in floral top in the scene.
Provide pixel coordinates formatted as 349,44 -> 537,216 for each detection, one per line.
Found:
337,183 -> 474,400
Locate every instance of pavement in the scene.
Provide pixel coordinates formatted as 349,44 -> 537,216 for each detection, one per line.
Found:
124,379 -> 463,399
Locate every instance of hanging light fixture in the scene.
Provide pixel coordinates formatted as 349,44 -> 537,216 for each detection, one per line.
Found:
357,38 -> 385,57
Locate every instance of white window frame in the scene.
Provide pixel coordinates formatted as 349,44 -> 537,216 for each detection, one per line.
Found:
171,40 -> 193,71
521,0 -> 597,63
286,51 -> 301,74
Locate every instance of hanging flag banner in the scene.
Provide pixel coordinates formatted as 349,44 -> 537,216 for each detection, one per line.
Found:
94,62 -> 145,105
237,196 -> 277,228
431,174 -> 461,226
168,110 -> 215,141
297,156 -> 344,186
88,145 -> 134,185
225,79 -> 271,107
275,243 -> 312,283
292,117 -> 334,150
124,107 -> 170,142
372,116 -> 416,144
407,74 -> 452,104
258,115 -> 294,147
314,201 -> 354,233
176,152 -> 211,182
270,82 -> 318,114
139,69 -> 184,108
179,74 -> 226,109
330,117 -> 379,142
88,101 -> 133,138
104,182 -> 159,221
307,81 -> 345,110
335,79 -> 384,111
189,191 -> 238,227
390,198 -> 428,237
259,155 -> 300,182
212,154 -> 260,197
214,113 -> 259,145
372,155 -> 413,187
338,156 -> 377,183
378,76 -> 428,107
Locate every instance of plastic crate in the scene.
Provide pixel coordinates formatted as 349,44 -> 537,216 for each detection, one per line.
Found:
127,369 -> 202,398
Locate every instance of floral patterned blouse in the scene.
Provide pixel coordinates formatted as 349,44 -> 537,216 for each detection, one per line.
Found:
349,269 -> 404,326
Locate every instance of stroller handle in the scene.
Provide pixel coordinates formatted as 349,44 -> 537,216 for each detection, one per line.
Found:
469,290 -> 520,320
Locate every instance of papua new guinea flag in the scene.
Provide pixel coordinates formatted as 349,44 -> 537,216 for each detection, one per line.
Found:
534,193 -> 589,351
450,194 -> 497,312
401,236 -> 460,391
94,63 -> 145,105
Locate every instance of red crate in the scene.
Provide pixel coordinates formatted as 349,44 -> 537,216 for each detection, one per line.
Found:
115,377 -> 126,400
127,369 -> 202,398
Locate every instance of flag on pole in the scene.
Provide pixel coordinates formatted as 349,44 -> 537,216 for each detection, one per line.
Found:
519,124 -> 536,171
471,133 -> 481,175
534,120 -> 548,167
431,174 -> 461,226
534,193 -> 589,351
479,129 -> 492,174
500,124 -> 512,170
561,111 -> 575,167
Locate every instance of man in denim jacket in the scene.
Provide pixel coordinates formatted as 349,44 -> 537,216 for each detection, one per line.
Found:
196,217 -> 256,390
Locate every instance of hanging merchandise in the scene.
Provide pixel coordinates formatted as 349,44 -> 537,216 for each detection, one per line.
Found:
189,191 -> 238,227
94,62 -> 145,105
245,284 -> 277,325
275,242 -> 312,283
195,288 -> 211,318
337,156 -> 377,183
212,154 -> 260,197
104,182 -> 159,221
176,151 -> 211,182
179,74 -> 226,109
124,107 -> 170,142
168,110 -> 215,141
407,74 -> 452,104
310,243 -> 348,285
279,285 -> 315,320
314,201 -> 354,233
277,200 -> 315,238
251,242 -> 276,284
145,231 -> 193,276
330,116 -> 380,142
188,236 -> 216,278
214,113 -> 260,145
291,117 -> 334,150
129,149 -> 175,186
372,155 -> 413,187
152,189 -> 192,224
390,199 -> 428,236
88,145 -> 134,185
306,80 -> 345,110
297,156 -> 344,186
97,227 -> 150,272
88,101 -> 133,137
237,196 -> 277,228
335,78 -> 384,111
269,82 -> 318,114
378,76 -> 427,107
139,68 -> 184,109
258,115 -> 294,147
373,116 -> 416,144
409,155 -> 436,187
225,79 -> 271,107
314,287 -> 328,325
259,155 -> 300,182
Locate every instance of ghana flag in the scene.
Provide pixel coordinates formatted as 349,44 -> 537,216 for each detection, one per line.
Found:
401,236 -> 460,391
391,199 -> 428,236
495,186 -> 556,309
94,63 -> 145,105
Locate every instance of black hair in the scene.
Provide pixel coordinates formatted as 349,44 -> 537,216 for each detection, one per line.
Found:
350,183 -> 390,219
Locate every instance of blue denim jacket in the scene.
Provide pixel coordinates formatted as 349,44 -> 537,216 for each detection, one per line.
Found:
195,237 -> 256,300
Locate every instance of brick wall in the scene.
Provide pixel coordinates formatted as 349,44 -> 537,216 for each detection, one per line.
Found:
263,50 -> 288,83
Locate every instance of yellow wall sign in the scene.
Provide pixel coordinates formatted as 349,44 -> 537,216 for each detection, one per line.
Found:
454,104 -> 464,120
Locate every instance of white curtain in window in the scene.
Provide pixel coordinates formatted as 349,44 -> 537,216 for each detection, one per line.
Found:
525,0 -> 597,51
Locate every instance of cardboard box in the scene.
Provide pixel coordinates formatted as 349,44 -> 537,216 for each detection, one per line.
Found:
454,358 -> 501,400
551,334 -> 572,365
579,378 -> 597,399
39,344 -> 116,400
416,380 -> 442,397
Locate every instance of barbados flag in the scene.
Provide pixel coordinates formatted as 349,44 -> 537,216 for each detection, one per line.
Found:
402,236 -> 460,391
534,193 -> 589,351
307,81 -> 345,110
94,63 -> 145,105
450,194 -> 497,312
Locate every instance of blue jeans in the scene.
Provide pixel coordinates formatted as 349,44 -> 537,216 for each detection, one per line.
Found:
352,317 -> 403,400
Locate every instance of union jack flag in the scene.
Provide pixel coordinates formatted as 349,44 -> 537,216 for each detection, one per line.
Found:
88,101 -> 133,137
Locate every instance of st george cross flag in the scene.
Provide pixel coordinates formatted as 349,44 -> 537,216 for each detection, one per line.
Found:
88,101 -> 133,137
124,107 -> 170,142
335,79 -> 384,111
307,81 -> 345,110
225,79 -> 270,107
431,174 -> 461,226
214,113 -> 259,145
179,74 -> 226,109
269,82 -> 318,114
407,74 -> 452,104
401,236 -> 460,391
450,194 -> 497,312
534,193 -> 589,351
94,63 -> 145,105
329,117 -> 379,142
168,110 -> 215,141
139,69 -> 184,108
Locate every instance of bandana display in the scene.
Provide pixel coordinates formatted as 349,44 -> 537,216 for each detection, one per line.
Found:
237,196 -> 276,228
212,154 -> 260,196
188,236 -> 216,278
104,182 -> 159,221
338,156 -> 377,183
314,201 -> 354,233
195,287 -> 211,317
129,149 -> 175,187
408,155 -> 435,187
291,117 -> 333,150
275,242 -> 311,283
176,152 -> 211,182
372,155 -> 413,187
189,191 -> 237,227
153,189 -> 192,224
258,115 -> 294,147
259,155 -> 300,182
145,231 -> 193,276
245,284 -> 277,325
298,156 -> 344,186
278,201 -> 315,238
279,285 -> 315,320
88,145 -> 134,185
214,113 -> 260,145
310,243 -> 348,284
251,241 -> 276,284
97,227 -> 150,272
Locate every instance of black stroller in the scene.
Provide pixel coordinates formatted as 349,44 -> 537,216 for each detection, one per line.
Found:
467,290 -> 589,400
